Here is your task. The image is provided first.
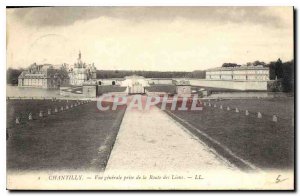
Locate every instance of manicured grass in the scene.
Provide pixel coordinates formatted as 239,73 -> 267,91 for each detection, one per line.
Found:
7,99 -> 79,128
212,97 -> 294,120
7,99 -> 126,172
163,97 -> 294,170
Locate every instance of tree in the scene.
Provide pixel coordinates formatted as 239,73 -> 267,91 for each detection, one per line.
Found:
7,68 -> 24,85
268,61 -> 276,80
267,59 -> 294,92
274,58 -> 284,79
252,60 -> 266,66
246,62 -> 252,67
222,63 -> 241,67
281,60 -> 294,92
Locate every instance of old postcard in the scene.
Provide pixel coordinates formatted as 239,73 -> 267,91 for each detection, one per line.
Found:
6,6 -> 294,190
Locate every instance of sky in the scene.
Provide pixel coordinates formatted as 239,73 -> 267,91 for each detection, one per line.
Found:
6,7 -> 293,71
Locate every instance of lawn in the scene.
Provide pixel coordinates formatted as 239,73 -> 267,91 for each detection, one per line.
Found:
211,97 -> 294,120
7,99 -> 79,128
162,97 -> 294,170
7,99 -> 126,172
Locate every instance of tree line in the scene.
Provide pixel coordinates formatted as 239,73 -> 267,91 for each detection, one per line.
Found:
6,58 -> 294,92
6,68 -> 206,85
221,60 -> 267,68
96,70 -> 205,79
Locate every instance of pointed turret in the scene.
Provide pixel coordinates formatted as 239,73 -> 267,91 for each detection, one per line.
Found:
78,50 -> 81,60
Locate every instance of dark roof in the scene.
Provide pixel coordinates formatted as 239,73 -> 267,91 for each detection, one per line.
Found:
18,67 -> 69,79
97,85 -> 127,94
145,84 -> 176,93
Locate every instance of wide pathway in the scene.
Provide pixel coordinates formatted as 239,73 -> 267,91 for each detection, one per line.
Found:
105,105 -> 237,173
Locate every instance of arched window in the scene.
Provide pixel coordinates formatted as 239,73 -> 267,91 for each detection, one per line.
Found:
98,81 -> 102,85
112,81 -> 116,85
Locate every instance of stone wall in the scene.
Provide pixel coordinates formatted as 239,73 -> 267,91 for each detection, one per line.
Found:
186,79 -> 269,91
82,85 -> 97,98
149,79 -> 173,85
176,85 -> 192,97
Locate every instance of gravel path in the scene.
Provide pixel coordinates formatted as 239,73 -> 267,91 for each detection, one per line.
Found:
106,106 -> 237,173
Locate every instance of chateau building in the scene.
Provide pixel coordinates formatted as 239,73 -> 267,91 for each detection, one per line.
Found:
68,51 -> 97,86
206,66 -> 270,81
18,63 -> 69,89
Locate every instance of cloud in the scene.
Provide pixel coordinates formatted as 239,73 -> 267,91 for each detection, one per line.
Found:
7,6 -> 289,28
6,7 -> 293,71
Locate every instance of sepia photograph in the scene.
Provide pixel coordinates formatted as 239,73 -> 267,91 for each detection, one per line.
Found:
5,6 -> 294,190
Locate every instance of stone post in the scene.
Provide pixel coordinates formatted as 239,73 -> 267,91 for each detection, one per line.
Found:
28,113 -> 33,120
257,112 -> 262,118
16,117 -> 20,124
245,110 -> 249,116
